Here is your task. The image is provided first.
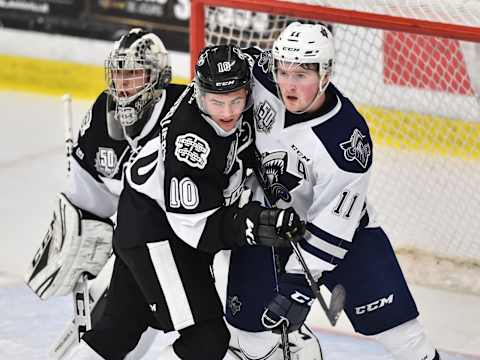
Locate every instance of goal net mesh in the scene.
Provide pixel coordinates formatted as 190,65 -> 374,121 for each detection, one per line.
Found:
197,0 -> 480,293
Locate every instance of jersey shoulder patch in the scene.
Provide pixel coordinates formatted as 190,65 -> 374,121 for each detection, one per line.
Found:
73,91 -> 129,180
312,88 -> 373,173
253,50 -> 277,96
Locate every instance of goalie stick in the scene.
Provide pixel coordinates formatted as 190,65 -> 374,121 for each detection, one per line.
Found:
48,94 -> 94,360
49,257 -> 114,359
62,94 -> 74,174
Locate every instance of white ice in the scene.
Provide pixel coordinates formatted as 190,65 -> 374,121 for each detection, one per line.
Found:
0,91 -> 479,359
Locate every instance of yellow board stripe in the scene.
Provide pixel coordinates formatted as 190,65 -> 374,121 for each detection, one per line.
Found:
0,54 -> 478,160
0,54 -> 189,99
361,106 -> 480,160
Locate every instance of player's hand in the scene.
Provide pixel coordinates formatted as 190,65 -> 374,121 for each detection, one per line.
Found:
261,274 -> 314,333
256,207 -> 305,247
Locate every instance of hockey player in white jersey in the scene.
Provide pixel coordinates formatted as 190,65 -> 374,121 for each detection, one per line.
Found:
64,44 -> 305,360
24,28 -> 186,359
225,22 -> 442,360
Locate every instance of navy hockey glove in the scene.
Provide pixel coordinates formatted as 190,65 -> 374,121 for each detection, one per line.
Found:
261,274 -> 314,333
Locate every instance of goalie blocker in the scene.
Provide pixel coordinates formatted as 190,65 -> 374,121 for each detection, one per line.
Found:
25,193 -> 113,299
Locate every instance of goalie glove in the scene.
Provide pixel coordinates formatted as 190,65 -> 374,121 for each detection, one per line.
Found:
235,201 -> 305,247
25,193 -> 113,300
261,274 -> 314,333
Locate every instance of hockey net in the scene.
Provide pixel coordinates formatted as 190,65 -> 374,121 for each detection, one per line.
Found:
190,0 -> 480,294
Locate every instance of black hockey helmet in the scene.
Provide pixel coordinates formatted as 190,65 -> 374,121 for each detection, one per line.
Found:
195,44 -> 252,93
194,44 -> 253,115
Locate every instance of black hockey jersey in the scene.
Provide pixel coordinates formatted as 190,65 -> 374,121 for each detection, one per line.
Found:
116,83 -> 256,253
66,84 -> 186,218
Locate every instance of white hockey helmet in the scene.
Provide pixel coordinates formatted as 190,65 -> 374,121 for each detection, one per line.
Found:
272,22 -> 334,94
105,28 -> 172,140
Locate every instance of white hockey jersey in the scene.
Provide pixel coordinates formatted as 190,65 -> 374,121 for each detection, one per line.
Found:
252,51 -> 376,277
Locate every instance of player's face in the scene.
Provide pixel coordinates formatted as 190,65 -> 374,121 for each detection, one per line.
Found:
203,88 -> 248,131
275,62 -> 322,113
111,69 -> 148,98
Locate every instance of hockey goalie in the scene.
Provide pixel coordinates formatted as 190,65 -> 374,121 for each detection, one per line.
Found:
24,28 -> 179,359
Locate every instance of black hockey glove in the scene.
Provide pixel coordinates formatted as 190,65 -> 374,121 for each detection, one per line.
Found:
235,202 -> 305,247
261,274 -> 314,333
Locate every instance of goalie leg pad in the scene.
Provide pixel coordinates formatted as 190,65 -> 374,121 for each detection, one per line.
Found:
229,324 -> 323,360
25,193 -> 113,299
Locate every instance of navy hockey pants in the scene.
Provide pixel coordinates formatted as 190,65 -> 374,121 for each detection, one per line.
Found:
226,226 -> 419,335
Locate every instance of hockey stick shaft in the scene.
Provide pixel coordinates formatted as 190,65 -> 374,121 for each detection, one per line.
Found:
49,257 -> 114,359
290,240 -> 346,326
281,324 -> 291,360
62,94 -> 73,174
49,95 -> 92,360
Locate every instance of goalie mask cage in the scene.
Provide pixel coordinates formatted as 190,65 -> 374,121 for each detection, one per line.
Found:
190,0 -> 480,294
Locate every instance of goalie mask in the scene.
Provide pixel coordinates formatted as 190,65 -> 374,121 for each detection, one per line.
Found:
194,44 -> 253,133
272,22 -> 335,113
105,28 -> 172,140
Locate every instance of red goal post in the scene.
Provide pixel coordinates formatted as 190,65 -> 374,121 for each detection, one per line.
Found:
189,0 -> 480,294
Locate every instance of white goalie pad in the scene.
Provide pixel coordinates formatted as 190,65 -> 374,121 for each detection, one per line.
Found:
25,193 -> 113,300
229,325 -> 323,360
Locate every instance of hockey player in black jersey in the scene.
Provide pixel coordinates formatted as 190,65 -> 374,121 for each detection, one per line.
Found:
24,28 -> 186,359
65,44 -> 305,360
225,22 -> 442,360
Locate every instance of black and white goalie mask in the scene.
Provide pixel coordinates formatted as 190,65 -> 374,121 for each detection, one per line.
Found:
105,28 -> 172,140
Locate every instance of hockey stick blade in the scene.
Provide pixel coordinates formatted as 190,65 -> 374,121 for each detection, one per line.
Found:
327,284 -> 346,326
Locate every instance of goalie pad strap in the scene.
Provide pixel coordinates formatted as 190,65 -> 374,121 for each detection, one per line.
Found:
25,193 -> 113,299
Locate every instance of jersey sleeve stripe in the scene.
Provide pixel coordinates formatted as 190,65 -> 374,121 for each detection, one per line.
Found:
306,234 -> 348,259
299,238 -> 343,266
306,222 -> 353,251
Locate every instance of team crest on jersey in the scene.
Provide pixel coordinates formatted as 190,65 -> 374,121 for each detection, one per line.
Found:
174,133 -> 210,169
339,129 -> 371,169
227,295 -> 242,316
79,108 -> 92,137
94,147 -> 118,178
254,100 -> 276,133
258,151 -> 301,203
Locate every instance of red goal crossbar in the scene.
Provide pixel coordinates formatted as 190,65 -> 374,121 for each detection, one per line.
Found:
189,0 -> 480,75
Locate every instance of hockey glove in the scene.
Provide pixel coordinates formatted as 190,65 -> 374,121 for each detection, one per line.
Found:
261,274 -> 314,333
237,202 -> 305,247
